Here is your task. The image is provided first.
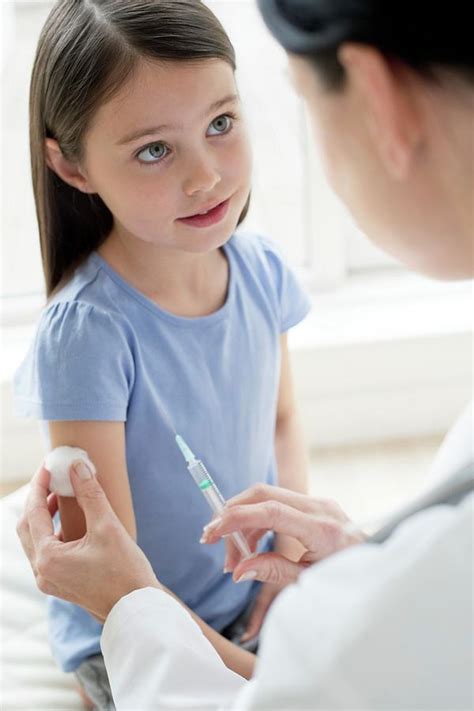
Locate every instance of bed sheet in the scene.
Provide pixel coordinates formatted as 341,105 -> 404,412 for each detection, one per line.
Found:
1,485 -> 83,709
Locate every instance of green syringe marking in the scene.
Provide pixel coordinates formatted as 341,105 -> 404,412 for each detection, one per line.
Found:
199,479 -> 212,490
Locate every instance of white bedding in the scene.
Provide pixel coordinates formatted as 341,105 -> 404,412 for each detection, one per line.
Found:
0,486 -> 83,709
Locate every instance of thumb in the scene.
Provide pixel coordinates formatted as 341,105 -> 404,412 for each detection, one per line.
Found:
233,552 -> 305,586
70,463 -> 114,528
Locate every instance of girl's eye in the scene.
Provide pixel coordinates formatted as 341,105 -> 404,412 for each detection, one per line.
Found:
137,142 -> 168,164
207,114 -> 233,136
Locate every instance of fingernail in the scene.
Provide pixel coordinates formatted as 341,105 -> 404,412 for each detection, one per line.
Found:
223,567 -> 232,574
203,517 -> 222,532
235,570 -> 257,583
72,461 -> 93,480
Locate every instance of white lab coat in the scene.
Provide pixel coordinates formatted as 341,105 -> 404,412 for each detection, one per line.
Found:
102,404 -> 473,710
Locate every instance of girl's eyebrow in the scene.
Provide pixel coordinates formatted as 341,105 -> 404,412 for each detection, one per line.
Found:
116,93 -> 239,145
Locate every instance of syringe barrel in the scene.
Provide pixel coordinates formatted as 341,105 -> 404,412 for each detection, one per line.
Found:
188,461 -> 252,559
187,459 -> 217,489
202,484 -> 226,514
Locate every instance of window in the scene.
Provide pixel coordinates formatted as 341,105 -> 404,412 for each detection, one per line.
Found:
1,1 -> 50,325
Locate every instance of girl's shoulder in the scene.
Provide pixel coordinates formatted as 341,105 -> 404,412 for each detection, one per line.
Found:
47,252 -> 111,309
228,230 -> 285,262
227,230 -> 291,285
228,231 -> 311,332
14,259 -> 135,422
41,253 -> 128,333
35,254 -> 135,361
38,299 -> 128,346
228,230 -> 299,292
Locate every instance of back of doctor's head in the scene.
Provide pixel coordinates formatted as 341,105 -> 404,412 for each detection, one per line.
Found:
30,0 -> 246,297
258,1 -> 473,281
257,0 -> 474,89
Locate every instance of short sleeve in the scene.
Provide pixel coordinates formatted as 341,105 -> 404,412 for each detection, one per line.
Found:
13,301 -> 135,421
259,236 -> 312,332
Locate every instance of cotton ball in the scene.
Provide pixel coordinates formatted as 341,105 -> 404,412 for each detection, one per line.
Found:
44,446 -> 96,497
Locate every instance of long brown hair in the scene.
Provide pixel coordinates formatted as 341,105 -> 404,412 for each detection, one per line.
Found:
30,0 -> 250,296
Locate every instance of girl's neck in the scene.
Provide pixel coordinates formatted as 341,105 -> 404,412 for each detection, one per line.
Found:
98,227 -> 230,318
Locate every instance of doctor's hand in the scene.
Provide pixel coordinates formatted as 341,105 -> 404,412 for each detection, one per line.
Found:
222,536 -> 298,641
201,484 -> 366,586
17,465 -> 160,623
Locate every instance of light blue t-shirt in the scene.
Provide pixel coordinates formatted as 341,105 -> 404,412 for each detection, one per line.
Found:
14,231 -> 311,672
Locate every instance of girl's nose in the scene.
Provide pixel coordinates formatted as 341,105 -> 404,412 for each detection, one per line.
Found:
183,152 -> 221,196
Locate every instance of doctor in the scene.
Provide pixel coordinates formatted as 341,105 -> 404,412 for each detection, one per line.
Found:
17,1 -> 473,708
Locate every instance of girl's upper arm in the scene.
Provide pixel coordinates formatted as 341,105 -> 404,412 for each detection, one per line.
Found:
276,333 -> 297,424
48,420 -> 136,542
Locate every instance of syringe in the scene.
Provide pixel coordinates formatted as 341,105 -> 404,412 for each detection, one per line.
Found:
175,435 -> 252,560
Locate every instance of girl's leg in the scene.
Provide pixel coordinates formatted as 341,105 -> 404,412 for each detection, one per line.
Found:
75,653 -> 115,711
221,600 -> 260,654
75,682 -> 94,710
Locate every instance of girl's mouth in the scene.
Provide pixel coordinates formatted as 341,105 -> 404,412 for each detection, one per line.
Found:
177,198 -> 230,228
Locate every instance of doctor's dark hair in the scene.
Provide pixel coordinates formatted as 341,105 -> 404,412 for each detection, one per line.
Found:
30,0 -> 249,297
257,0 -> 474,90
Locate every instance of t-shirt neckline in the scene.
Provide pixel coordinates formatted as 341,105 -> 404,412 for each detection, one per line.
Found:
89,239 -> 234,328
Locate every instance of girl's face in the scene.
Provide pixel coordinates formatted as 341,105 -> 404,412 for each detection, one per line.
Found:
79,59 -> 252,253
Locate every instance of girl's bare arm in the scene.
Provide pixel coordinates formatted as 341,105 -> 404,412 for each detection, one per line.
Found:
49,420 -> 136,542
274,333 -> 309,561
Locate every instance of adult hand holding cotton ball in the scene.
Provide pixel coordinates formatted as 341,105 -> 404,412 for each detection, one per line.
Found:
17,465 -> 160,622
44,447 -> 96,497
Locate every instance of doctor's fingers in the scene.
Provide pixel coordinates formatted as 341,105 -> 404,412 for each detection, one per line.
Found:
223,529 -> 267,572
33,550 -> 105,623
223,528 -> 263,571
223,538 -> 240,571
226,483 -> 348,524
204,501 -> 359,561
69,464 -> 118,533
203,501 -> 319,551
17,467 -> 56,568
232,552 -> 306,586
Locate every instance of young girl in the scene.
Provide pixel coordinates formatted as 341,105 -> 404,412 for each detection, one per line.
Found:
14,0 -> 310,707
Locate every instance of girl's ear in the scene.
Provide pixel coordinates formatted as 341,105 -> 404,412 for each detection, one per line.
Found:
338,43 -> 422,180
44,138 -> 96,193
